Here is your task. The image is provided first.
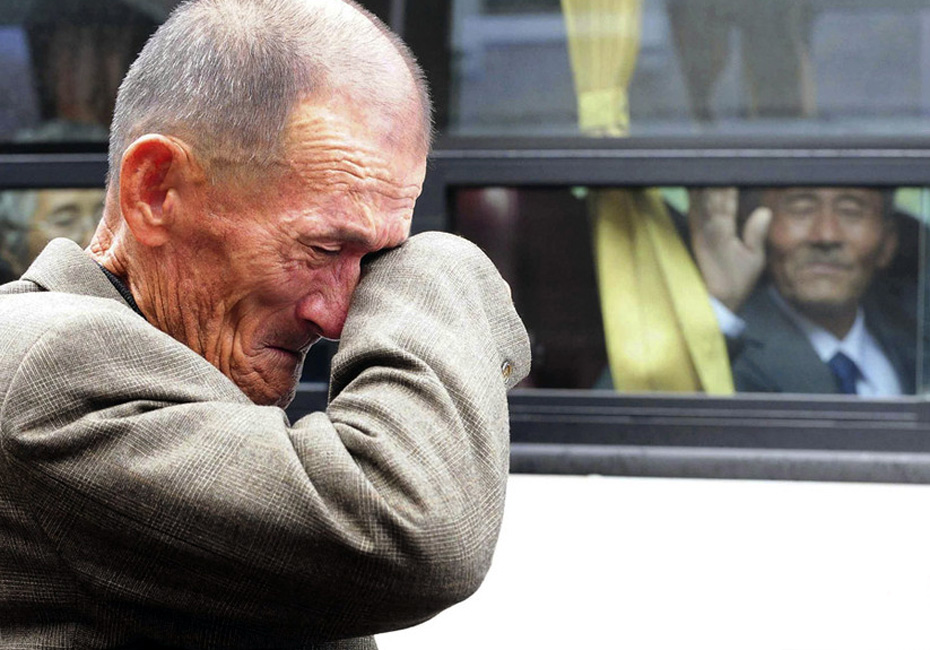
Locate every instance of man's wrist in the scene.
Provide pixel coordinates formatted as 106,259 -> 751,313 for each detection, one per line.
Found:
709,296 -> 746,339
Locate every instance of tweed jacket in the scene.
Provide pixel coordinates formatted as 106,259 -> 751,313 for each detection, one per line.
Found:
730,285 -> 916,394
0,234 -> 530,649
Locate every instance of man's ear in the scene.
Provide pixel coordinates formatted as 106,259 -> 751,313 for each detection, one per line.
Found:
119,134 -> 203,247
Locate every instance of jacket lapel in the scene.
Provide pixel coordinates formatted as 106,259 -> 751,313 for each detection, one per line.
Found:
739,288 -> 838,393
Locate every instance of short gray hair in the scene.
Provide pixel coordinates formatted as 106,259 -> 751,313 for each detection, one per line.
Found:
108,0 -> 432,186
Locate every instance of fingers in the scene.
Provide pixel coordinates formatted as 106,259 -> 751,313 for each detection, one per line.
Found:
688,187 -> 739,236
742,206 -> 773,254
687,189 -> 769,314
703,187 -> 738,220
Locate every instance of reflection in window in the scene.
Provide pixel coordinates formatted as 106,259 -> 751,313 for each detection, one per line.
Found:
443,0 -> 930,138
0,0 -> 166,143
453,185 -> 927,396
666,0 -> 816,121
0,188 -> 104,283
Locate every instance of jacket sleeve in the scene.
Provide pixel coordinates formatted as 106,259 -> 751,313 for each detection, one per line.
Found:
0,232 -> 530,644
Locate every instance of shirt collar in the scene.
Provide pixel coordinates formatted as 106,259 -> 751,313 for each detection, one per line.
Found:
95,261 -> 147,321
767,285 -> 866,366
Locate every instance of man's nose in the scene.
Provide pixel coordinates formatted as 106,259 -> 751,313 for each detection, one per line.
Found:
807,209 -> 843,244
295,258 -> 362,340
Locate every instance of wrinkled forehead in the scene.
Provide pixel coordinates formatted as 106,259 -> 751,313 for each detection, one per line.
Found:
283,95 -> 427,192
764,187 -> 884,210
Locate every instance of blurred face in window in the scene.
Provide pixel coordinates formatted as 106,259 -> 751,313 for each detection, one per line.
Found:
26,189 -> 104,260
763,187 -> 896,326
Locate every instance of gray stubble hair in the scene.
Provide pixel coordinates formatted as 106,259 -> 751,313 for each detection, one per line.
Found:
108,0 -> 432,189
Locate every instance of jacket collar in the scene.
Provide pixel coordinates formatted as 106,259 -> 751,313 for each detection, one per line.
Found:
22,238 -> 132,311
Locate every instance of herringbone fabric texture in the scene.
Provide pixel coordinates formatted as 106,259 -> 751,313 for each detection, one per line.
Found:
0,234 -> 530,648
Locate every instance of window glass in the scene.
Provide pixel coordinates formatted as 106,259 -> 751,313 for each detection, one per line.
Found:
0,0 -> 171,144
452,185 -> 930,396
0,187 -> 104,282
438,0 -> 930,138
0,0 -> 399,147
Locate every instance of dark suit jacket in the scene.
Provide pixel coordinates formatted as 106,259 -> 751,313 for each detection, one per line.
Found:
0,236 -> 530,648
731,286 -> 916,394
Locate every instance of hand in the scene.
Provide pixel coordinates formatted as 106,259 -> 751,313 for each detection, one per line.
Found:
687,187 -> 772,313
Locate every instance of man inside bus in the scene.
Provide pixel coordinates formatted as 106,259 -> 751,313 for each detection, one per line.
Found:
0,188 -> 104,283
0,0 -> 530,646
689,186 -> 915,395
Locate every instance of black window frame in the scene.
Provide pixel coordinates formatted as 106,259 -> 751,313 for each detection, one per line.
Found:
411,137 -> 930,484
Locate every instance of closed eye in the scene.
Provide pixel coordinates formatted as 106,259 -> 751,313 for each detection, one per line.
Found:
311,245 -> 342,257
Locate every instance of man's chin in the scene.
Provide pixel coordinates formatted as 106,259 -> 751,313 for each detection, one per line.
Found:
273,383 -> 299,408
783,278 -> 861,311
241,381 -> 298,408
234,366 -> 302,408
234,350 -> 308,407
791,294 -> 858,320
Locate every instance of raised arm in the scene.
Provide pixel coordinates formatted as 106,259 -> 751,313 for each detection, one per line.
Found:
687,187 -> 772,313
1,232 -> 529,645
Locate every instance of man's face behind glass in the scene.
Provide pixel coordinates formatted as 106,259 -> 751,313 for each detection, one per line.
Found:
28,188 -> 104,259
764,187 -> 896,323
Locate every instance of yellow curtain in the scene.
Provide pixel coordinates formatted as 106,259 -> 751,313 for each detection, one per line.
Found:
561,0 -> 734,394
561,0 -> 640,136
